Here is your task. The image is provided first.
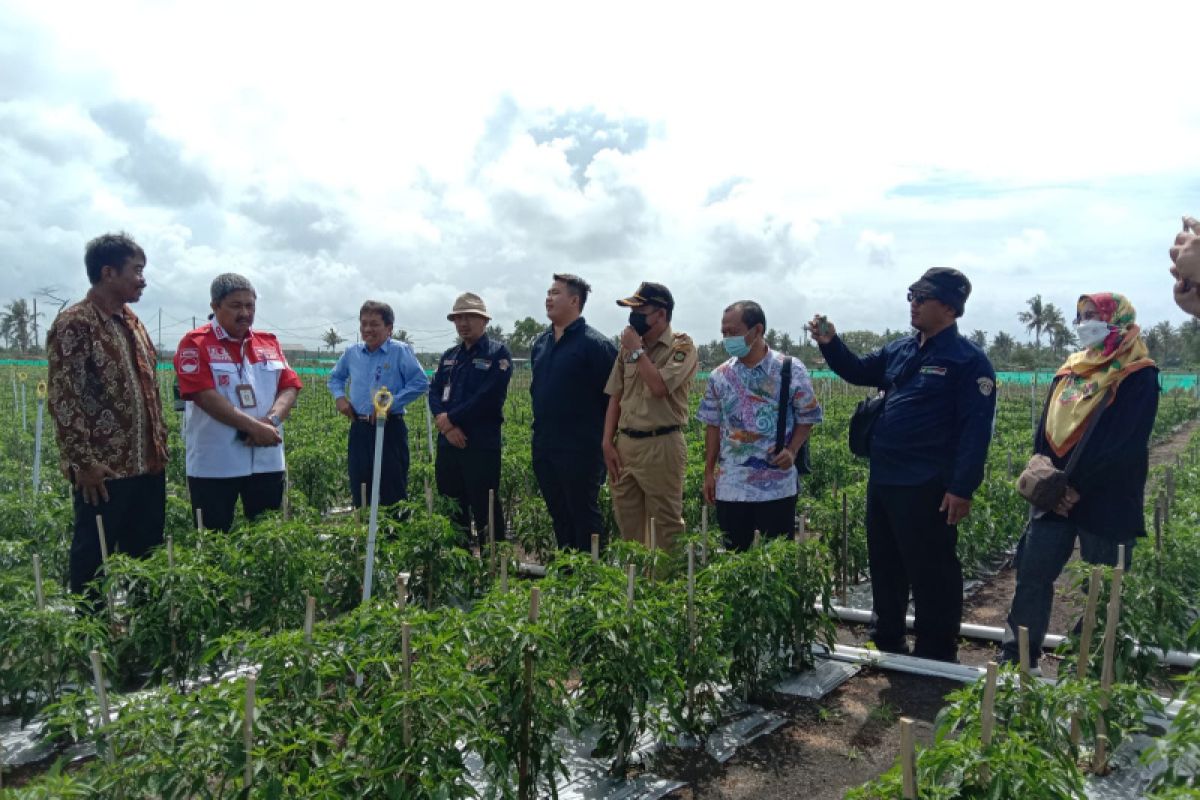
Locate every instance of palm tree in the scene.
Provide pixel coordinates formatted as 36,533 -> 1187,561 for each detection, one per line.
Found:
778,332 -> 794,354
0,300 -> 33,352
321,327 -> 346,353
1017,295 -> 1054,350
988,331 -> 1016,365
391,329 -> 412,344
1048,320 -> 1076,358
969,329 -> 988,349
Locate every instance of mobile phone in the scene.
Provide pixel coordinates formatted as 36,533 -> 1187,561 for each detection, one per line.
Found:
816,315 -> 831,336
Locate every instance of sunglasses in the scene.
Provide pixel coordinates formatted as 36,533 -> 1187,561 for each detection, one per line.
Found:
907,291 -> 933,304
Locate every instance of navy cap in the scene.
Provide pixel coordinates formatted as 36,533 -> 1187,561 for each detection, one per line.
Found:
910,268 -> 971,316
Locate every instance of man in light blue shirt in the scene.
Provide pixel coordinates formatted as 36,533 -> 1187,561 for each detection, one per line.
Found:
328,301 -> 429,508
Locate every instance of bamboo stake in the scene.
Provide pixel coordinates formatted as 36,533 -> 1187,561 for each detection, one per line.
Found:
304,594 -> 315,643
32,554 -> 44,610
839,493 -> 849,606
488,489 -> 497,577
95,515 -> 110,564
281,470 -> 290,520
1070,565 -> 1103,747
500,555 -> 509,592
1093,547 -> 1126,774
244,675 -> 257,789
360,483 -> 368,520
1018,626 -> 1032,686
402,622 -> 413,748
166,535 -> 175,570
89,650 -> 114,763
979,663 -> 998,785
899,717 -> 916,799
797,513 -> 807,542
518,588 -> 540,800
195,507 -> 204,532
590,533 -> 600,562
425,480 -> 433,515
396,574 -> 407,611
626,563 -> 636,609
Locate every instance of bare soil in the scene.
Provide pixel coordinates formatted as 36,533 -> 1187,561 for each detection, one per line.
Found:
659,419 -> 1200,799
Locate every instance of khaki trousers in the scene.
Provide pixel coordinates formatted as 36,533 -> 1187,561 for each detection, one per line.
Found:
611,430 -> 687,551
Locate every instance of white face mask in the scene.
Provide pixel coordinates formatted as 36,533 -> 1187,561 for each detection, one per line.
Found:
1074,319 -> 1112,349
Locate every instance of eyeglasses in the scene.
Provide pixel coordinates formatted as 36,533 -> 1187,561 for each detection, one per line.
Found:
907,291 -> 932,304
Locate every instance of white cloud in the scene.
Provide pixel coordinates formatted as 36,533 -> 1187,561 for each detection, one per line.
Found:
1,0 -> 1198,353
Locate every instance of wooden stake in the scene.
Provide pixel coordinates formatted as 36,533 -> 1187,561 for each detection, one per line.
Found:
839,493 -> 849,606
979,663 -> 998,784
401,622 -> 413,748
1018,626 -> 1032,685
32,554 -> 45,610
1070,565 -> 1103,746
626,563 -> 636,609
797,513 -> 806,542
899,717 -> 916,799
195,507 -> 205,532
590,533 -> 600,562
424,481 -> 433,515
244,675 -> 257,789
95,515 -> 110,564
488,489 -> 497,576
396,574 -> 407,611
303,594 -> 315,643
686,544 -> 696,642
500,555 -> 509,592
360,483 -> 368,520
89,650 -> 114,763
166,535 -> 175,570
649,517 -> 657,553
1093,550 -> 1126,774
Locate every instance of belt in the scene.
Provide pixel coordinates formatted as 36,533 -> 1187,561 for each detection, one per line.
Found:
619,425 -> 680,439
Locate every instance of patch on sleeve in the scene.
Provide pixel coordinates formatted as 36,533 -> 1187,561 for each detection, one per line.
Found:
672,350 -> 686,362
977,377 -> 994,396
920,365 -> 947,376
499,359 -> 510,371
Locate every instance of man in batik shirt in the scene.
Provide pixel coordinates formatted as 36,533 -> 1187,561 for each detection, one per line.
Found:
47,232 -> 169,608
697,301 -> 823,551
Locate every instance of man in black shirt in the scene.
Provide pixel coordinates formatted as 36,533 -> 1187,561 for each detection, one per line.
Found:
429,293 -> 513,546
530,274 -> 618,551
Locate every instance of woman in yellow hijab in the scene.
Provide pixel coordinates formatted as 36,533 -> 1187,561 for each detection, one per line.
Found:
1001,292 -> 1159,673
1043,292 -> 1156,457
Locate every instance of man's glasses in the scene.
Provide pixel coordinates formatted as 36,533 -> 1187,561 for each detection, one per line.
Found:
907,291 -> 932,304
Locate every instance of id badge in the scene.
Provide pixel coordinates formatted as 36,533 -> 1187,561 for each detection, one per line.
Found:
442,384 -> 452,402
235,383 -> 257,409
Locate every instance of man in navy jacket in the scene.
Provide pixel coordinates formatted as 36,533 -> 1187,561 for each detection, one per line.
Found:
808,268 -> 996,662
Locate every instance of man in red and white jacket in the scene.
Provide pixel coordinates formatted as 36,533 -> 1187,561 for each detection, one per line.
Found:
174,273 -> 302,531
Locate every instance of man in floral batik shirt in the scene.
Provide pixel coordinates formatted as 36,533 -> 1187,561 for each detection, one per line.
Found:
697,301 -> 823,551
47,232 -> 169,610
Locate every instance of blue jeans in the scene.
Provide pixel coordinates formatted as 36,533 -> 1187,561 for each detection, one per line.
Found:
1000,514 -> 1134,667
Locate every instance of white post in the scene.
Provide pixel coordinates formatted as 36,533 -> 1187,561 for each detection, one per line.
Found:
361,390 -> 394,607
32,393 -> 45,492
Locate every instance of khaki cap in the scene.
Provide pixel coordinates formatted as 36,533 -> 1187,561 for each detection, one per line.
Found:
447,292 -> 491,320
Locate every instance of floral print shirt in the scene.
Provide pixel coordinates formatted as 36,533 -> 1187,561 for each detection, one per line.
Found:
696,350 -> 823,502
47,292 -> 168,480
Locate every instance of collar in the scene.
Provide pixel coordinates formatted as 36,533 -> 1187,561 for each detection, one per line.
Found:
362,338 -> 395,355
212,321 -> 252,342
460,334 -> 488,355
735,346 -> 774,373
84,288 -> 132,322
918,322 -> 958,350
564,317 -> 587,334
648,325 -> 674,351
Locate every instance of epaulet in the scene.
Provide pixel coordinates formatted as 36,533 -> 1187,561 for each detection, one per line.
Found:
671,332 -> 694,348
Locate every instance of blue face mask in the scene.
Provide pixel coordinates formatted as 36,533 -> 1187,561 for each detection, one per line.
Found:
723,334 -> 751,359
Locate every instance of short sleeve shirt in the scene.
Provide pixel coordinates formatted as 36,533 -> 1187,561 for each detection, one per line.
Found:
696,350 -> 823,502
174,323 -> 303,478
604,326 -> 698,430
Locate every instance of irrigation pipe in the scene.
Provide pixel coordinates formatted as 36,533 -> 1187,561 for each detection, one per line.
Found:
824,604 -> 1199,669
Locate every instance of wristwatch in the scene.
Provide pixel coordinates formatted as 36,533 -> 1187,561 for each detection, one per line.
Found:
268,413 -> 282,427
628,348 -> 645,363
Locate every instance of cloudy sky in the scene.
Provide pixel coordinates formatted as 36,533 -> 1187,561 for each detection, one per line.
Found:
2,0 -> 1197,353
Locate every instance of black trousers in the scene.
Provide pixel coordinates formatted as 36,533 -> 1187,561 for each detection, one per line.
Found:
348,415 -> 410,508
865,479 -> 963,662
71,472 -> 166,604
716,495 -> 797,552
532,448 -> 607,552
435,443 -> 504,544
188,471 -> 286,533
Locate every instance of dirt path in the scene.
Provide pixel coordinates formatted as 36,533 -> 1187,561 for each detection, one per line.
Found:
663,419 -> 1200,799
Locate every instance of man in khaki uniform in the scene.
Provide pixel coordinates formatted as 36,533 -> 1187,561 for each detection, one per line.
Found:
602,282 -> 698,551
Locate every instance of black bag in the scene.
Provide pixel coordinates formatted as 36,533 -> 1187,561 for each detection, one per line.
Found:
846,351 -> 926,459
1016,386 -> 1109,512
777,358 -> 812,476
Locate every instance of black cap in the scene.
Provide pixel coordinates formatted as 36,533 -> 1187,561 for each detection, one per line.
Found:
909,268 -> 971,316
616,281 -> 675,312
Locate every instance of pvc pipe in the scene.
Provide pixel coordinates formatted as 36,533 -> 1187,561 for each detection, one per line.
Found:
825,605 -> 1199,669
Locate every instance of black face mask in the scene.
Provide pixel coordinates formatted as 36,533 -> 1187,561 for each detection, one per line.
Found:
629,310 -> 654,336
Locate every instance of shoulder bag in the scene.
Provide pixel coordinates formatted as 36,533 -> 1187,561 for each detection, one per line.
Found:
1016,386 -> 1110,513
